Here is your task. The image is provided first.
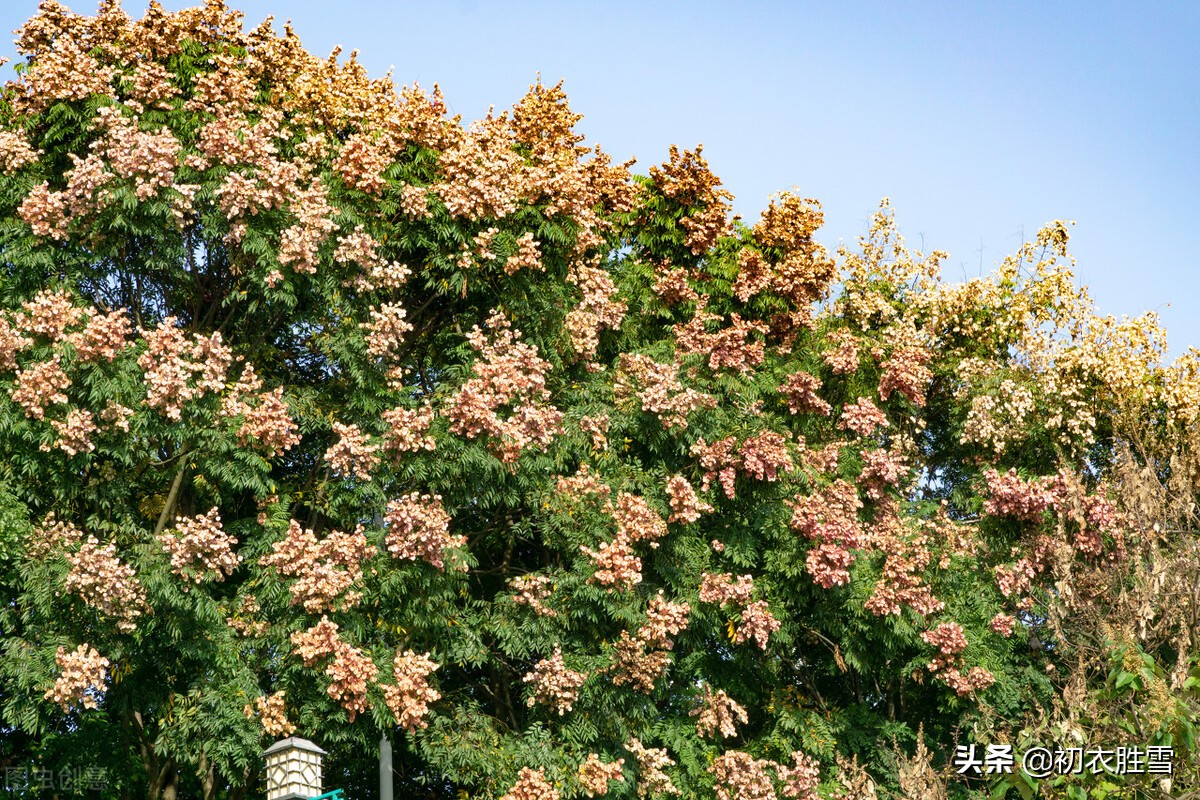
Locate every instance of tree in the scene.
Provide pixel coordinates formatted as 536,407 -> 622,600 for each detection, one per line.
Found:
0,2 -> 1197,799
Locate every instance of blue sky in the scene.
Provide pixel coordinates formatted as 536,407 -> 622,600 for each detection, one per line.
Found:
4,1 -> 1198,356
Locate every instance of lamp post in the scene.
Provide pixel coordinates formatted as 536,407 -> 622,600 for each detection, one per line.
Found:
264,737 -> 327,800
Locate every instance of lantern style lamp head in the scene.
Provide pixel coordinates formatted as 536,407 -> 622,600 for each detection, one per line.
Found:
264,737 -> 326,800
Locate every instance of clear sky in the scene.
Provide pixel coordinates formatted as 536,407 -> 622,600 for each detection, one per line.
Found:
4,1 -> 1198,357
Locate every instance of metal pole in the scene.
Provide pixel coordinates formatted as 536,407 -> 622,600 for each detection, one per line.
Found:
379,736 -> 393,800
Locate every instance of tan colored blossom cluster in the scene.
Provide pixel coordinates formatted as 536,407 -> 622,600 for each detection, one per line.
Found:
750,192 -> 838,306
652,265 -> 699,306
665,475 -> 712,524
510,574 -> 557,617
863,511 -> 944,618
673,312 -> 767,374
524,645 -> 587,715
920,622 -> 995,696
697,574 -> 780,651
709,751 -> 776,800
289,617 -> 378,721
158,507 -> 241,583
45,644 -> 109,711
64,535 -> 148,632
564,258 -> 626,364
555,464 -> 611,499
445,311 -> 563,462
778,370 -> 832,416
578,414 -> 610,450
137,319 -> 231,421
323,422 -> 381,481
43,408 -> 97,456
226,386 -> 301,457
647,145 -> 732,255
878,346 -> 933,406
500,767 -> 559,800
244,691 -> 296,737
381,404 -> 436,454
577,753 -> 625,797
382,650 -> 441,731
260,520 -> 375,612
837,397 -> 888,437
10,356 -> 71,420
581,535 -> 642,592
384,493 -> 465,571
692,684 -> 748,739
68,309 -> 132,362
625,738 -> 680,799
790,480 -> 866,589
362,302 -> 414,359
614,354 -> 717,430
0,129 -> 40,174
609,492 -> 668,547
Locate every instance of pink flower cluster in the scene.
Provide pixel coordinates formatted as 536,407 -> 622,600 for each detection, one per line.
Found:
16,289 -> 89,341
137,318 -> 231,421
878,346 -> 933,406
625,738 -> 680,799
738,431 -> 794,482
652,266 -> 699,306
45,644 -> 109,711
10,356 -> 70,420
362,302 -> 414,359
778,370 -> 832,416
556,464 -> 611,499
919,621 -> 994,695
777,752 -> 821,800
989,613 -> 1016,637
510,574 -> 557,617
323,422 -> 381,481
65,536 -> 148,632
982,469 -> 1055,522
638,593 -> 692,649
609,631 -> 671,692
230,387 -> 301,457
578,753 -> 625,797
822,331 -> 861,374
43,408 -> 97,456
790,480 -> 866,588
384,493 -> 466,571
158,507 -> 241,583
673,312 -> 767,374
245,691 -> 296,737
709,752 -> 776,800
500,767 -> 559,800
260,521 -> 375,612
524,645 -> 588,715
698,573 -> 779,650
290,617 -> 378,721
610,492 -> 668,547
0,129 -> 39,174
276,179 -> 339,279
614,354 -> 717,430
581,535 -> 642,591
68,309 -> 132,362
381,404 -> 436,454
692,685 -> 748,738
690,437 -> 740,498
859,448 -> 908,500
579,414 -> 610,451
564,258 -> 626,363
863,517 -> 944,617
837,397 -> 889,437
445,311 -> 563,462
382,650 -> 441,731
665,475 -> 712,524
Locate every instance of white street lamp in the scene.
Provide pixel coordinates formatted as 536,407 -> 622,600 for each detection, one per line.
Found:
264,737 -> 326,800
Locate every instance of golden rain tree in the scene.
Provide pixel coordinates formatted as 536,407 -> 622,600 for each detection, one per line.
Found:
0,3 -> 1197,800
